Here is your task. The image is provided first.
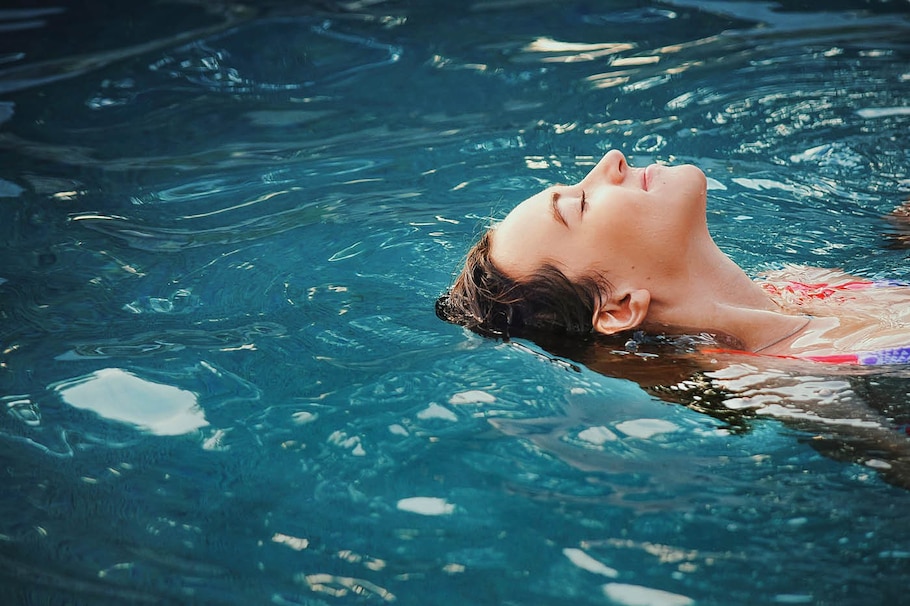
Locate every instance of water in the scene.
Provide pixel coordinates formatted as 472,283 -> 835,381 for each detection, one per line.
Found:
1,0 -> 909,603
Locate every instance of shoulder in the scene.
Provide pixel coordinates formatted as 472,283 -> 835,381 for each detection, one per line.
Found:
755,265 -> 902,315
756,264 -> 871,286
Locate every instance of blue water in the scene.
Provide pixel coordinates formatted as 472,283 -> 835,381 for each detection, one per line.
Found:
1,1 -> 909,604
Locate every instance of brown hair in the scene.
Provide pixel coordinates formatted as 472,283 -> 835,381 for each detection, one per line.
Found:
435,229 -> 610,339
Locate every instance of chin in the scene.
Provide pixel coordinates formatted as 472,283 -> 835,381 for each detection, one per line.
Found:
667,164 -> 708,204
679,163 -> 707,185
674,164 -> 709,220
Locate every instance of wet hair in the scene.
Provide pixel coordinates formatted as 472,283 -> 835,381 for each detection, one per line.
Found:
435,229 -> 610,339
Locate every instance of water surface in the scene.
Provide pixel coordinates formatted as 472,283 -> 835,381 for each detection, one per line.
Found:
1,1 -> 909,604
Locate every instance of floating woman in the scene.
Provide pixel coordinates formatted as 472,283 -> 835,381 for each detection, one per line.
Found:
436,150 -> 910,366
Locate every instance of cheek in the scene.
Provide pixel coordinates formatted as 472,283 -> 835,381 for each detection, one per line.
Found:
548,235 -> 606,279
609,209 -> 682,266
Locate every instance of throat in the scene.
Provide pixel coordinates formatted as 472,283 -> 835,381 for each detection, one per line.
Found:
650,250 -> 793,349
683,238 -> 779,312
643,238 -> 791,346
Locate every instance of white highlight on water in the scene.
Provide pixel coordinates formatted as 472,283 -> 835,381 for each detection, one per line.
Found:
562,548 -> 619,578
448,390 -> 496,405
602,583 -> 694,606
396,497 -> 455,516
615,419 -> 679,439
856,107 -> 910,119
577,426 -> 619,445
54,368 -> 207,436
417,403 -> 458,422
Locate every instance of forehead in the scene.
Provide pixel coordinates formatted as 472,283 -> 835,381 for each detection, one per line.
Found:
489,188 -> 555,276
499,188 -> 551,229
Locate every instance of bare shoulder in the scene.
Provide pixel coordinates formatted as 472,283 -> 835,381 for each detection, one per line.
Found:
756,264 -> 870,285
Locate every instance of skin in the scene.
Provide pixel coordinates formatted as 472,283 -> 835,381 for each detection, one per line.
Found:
489,150 -> 819,353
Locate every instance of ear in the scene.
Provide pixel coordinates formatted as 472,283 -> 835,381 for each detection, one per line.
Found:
592,289 -> 650,336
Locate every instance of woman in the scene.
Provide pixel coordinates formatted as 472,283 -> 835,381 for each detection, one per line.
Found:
437,150 -> 910,365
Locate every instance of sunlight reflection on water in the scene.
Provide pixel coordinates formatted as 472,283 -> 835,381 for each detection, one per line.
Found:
54,368 -> 208,436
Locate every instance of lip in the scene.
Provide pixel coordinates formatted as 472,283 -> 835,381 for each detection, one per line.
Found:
643,164 -> 659,191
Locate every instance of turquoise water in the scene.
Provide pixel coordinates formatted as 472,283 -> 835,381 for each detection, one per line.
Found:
1,1 -> 909,603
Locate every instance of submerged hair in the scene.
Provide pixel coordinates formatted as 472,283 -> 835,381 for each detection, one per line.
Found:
435,230 -> 609,339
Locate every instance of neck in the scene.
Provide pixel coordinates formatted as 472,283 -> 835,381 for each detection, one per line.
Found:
645,236 -> 804,352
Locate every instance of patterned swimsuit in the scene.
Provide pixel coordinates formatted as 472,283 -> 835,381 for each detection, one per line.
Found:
734,279 -> 910,366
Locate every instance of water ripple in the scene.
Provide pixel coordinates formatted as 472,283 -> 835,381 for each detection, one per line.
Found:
69,200 -> 330,252
0,7 -> 248,95
146,18 -> 401,95
60,322 -> 287,359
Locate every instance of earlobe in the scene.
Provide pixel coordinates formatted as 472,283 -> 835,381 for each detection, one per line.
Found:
592,289 -> 651,335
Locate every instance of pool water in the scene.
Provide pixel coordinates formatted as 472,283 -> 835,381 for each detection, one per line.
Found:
1,0 -> 909,603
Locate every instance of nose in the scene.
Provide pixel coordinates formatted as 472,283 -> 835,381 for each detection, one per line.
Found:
585,149 -> 626,185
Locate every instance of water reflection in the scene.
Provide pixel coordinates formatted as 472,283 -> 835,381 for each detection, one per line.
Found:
493,337 -> 910,490
146,19 -> 401,94
53,368 -> 208,436
59,322 -> 286,359
299,572 -> 395,602
0,5 -> 247,95
517,38 -> 635,63
70,200 -> 330,251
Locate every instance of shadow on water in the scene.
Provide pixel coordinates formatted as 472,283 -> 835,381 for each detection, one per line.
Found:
495,331 -> 910,493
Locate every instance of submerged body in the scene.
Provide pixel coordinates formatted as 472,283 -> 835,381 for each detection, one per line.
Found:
749,267 -> 910,364
438,150 -> 910,365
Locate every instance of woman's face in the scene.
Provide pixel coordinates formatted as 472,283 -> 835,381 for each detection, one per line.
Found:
490,150 -> 708,291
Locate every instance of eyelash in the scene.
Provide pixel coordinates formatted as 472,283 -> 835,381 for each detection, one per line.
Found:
580,190 -> 587,214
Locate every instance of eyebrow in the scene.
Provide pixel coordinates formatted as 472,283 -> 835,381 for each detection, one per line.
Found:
550,191 -> 568,228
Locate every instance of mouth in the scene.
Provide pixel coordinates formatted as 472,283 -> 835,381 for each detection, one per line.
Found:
642,165 -> 650,191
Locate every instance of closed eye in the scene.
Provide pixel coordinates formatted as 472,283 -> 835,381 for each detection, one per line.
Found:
580,190 -> 587,216
550,190 -> 568,228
